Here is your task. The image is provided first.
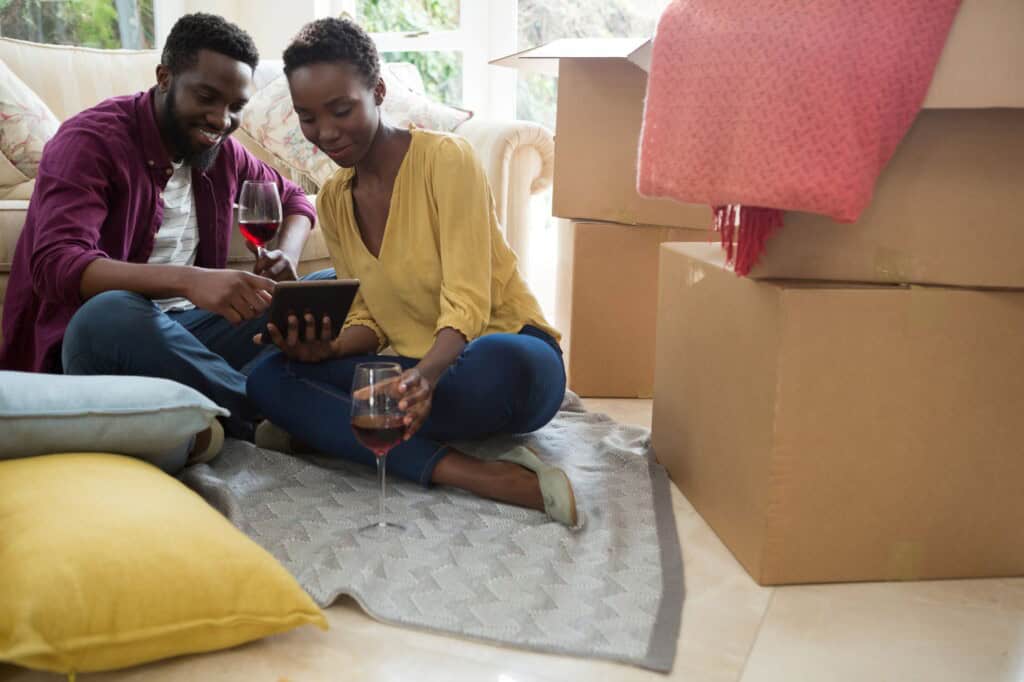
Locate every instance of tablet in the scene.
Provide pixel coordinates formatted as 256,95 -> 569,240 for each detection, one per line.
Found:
264,279 -> 360,341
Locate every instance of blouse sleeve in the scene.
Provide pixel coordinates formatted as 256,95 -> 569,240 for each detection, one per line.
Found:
430,136 -> 494,341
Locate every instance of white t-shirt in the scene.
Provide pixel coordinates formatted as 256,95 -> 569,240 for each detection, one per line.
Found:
148,160 -> 198,312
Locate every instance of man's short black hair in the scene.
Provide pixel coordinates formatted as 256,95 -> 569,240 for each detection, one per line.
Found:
283,17 -> 380,87
161,13 -> 259,74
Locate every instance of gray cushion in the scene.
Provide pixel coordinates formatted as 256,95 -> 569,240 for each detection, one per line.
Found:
0,371 -> 227,459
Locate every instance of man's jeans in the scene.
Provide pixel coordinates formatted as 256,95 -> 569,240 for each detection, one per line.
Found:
61,269 -> 335,438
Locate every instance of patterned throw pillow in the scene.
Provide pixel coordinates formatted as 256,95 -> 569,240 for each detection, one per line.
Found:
241,64 -> 473,189
0,61 -> 60,180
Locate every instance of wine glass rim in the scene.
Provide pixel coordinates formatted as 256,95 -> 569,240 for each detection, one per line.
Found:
355,361 -> 403,371
242,180 -> 277,186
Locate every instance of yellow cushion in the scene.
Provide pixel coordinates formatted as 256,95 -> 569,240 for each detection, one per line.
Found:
0,454 -> 327,675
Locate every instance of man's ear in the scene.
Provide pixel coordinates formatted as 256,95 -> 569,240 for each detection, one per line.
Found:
374,77 -> 386,106
155,64 -> 172,94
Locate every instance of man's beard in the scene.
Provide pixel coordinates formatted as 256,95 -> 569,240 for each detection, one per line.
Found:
158,84 -> 235,171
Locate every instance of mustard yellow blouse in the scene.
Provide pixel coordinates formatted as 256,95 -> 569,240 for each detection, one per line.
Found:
315,128 -> 560,359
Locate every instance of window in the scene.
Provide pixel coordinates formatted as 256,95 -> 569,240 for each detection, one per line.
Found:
0,0 -> 155,49
514,0 -> 670,318
357,0 -> 459,32
516,0 -> 669,129
357,1 -> 462,105
318,0 -> 515,119
322,1 -> 465,106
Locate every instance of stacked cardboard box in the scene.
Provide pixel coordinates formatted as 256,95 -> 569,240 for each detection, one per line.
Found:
651,0 -> 1024,584
496,40 -> 715,397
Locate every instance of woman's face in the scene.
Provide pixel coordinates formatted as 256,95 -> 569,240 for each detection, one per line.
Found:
288,61 -> 382,168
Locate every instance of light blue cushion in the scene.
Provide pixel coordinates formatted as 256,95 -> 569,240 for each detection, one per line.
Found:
0,371 -> 228,460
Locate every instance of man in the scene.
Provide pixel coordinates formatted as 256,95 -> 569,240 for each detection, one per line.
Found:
0,13 -> 316,445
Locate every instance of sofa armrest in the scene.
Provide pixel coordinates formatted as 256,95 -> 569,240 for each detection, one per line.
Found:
456,118 -> 554,266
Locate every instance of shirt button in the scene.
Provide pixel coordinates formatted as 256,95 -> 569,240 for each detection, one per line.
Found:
147,160 -> 154,166
165,168 -> 172,176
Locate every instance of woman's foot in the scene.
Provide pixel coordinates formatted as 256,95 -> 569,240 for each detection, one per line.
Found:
254,420 -> 316,454
432,447 -> 578,527
186,420 -> 224,466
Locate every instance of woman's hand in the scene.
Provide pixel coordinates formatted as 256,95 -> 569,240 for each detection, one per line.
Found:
253,313 -> 337,363
397,367 -> 435,439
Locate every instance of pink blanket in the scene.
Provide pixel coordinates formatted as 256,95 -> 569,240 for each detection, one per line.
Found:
637,1 -> 962,275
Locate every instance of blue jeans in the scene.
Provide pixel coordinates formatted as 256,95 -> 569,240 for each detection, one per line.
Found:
246,326 -> 566,486
60,269 -> 336,438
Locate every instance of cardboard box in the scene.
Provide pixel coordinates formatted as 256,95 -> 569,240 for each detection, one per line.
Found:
493,0 -> 1022,230
559,221 -> 712,398
652,242 -> 1024,585
494,39 -> 710,229
748,108 -> 1024,288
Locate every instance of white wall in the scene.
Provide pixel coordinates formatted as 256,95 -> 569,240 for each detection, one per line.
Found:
155,0 -> 315,61
239,1 -> 318,62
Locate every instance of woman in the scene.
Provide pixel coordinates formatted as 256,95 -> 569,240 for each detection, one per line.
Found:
247,18 -> 576,526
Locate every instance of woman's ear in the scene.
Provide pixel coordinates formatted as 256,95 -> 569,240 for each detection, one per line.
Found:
374,77 -> 386,106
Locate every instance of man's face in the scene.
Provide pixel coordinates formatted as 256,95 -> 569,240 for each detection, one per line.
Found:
156,49 -> 254,169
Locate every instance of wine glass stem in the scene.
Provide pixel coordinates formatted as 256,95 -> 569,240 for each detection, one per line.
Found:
256,244 -> 266,261
377,453 -> 387,531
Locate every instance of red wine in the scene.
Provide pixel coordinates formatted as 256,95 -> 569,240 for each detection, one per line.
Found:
239,221 -> 280,247
351,414 -> 405,457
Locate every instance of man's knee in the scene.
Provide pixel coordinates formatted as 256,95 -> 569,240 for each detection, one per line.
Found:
62,291 -> 156,372
302,268 -> 336,281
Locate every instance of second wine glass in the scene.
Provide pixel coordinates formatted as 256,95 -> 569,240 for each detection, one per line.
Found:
351,362 -> 406,538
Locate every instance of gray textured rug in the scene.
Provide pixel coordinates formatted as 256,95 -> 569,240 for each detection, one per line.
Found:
181,393 -> 683,672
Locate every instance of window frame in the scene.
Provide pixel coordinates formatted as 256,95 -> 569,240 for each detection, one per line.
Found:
315,0 -> 517,120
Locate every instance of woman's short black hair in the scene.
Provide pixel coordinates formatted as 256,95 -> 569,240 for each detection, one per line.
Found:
161,12 -> 259,74
282,17 -> 381,87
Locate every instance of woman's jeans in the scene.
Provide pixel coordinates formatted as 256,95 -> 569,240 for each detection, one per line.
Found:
246,326 -> 565,486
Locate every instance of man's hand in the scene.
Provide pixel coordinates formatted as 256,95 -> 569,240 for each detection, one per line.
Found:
184,269 -> 275,324
246,241 -> 298,282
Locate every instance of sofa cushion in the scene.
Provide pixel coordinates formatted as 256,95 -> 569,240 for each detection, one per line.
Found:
0,452 -> 327,675
382,63 -> 473,132
0,371 -> 228,461
0,178 -> 33,201
0,148 -> 30,190
0,61 -> 60,181
0,38 -> 156,121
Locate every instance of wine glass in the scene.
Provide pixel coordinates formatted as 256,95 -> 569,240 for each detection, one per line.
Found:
351,362 -> 406,537
238,180 -> 282,261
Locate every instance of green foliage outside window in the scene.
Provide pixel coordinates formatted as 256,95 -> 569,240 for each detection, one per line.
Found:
357,0 -> 461,106
358,0 -> 458,33
0,0 -> 154,49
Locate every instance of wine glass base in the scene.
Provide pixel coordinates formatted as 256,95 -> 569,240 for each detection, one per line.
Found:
357,521 -> 405,539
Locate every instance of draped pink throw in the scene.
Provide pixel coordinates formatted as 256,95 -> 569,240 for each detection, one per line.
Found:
637,1 -> 962,275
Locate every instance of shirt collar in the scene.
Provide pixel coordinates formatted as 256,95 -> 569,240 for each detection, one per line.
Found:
136,87 -> 174,172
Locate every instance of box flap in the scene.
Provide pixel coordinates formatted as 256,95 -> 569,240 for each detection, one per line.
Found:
491,38 -> 652,76
494,0 -> 1021,108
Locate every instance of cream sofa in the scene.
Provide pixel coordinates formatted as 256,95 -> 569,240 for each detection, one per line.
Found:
0,37 -> 554,342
